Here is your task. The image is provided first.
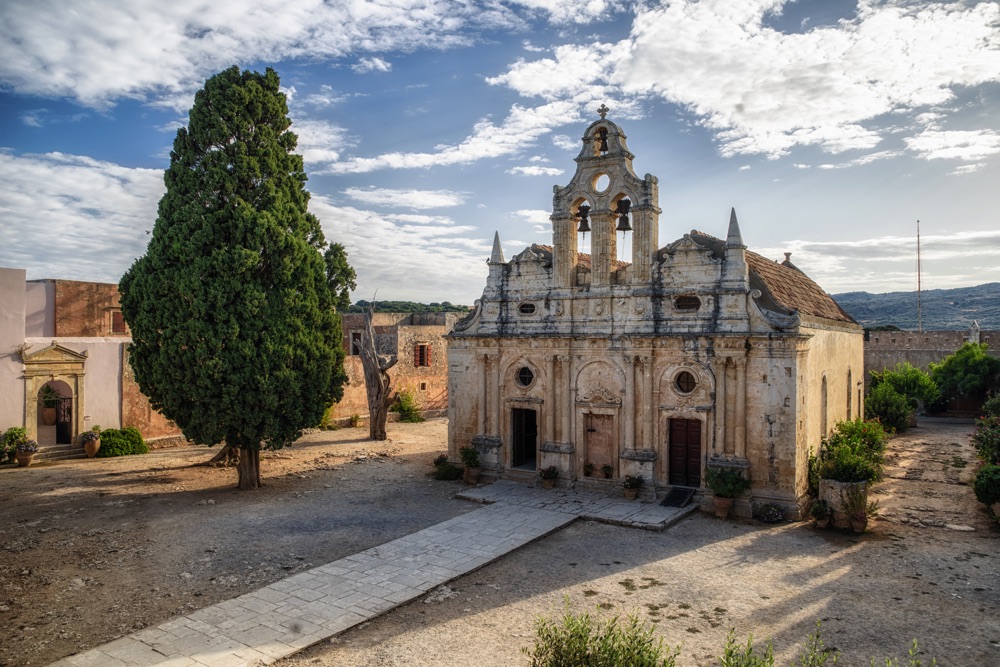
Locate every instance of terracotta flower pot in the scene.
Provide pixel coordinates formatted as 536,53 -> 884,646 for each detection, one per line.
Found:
713,496 -> 734,519
623,488 -> 638,500
463,466 -> 481,484
542,478 -> 555,490
851,517 -> 868,533
16,453 -> 35,467
814,516 -> 830,529
84,438 -> 101,458
42,407 -> 57,426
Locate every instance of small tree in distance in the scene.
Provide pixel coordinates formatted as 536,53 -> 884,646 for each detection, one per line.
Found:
120,66 -> 347,489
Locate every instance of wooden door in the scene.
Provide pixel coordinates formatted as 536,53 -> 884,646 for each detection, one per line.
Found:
511,408 -> 538,469
669,418 -> 701,487
585,413 -> 615,473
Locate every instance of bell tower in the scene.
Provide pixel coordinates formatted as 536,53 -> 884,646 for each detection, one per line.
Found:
551,106 -> 660,288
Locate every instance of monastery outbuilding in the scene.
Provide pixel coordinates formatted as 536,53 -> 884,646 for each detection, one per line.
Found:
447,111 -> 863,518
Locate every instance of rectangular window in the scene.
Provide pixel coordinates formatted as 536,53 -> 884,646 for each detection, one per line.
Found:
350,331 -> 362,355
111,310 -> 126,335
414,343 -> 431,367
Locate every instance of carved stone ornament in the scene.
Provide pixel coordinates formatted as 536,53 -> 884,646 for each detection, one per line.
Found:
635,301 -> 646,315
594,300 -> 604,315
577,384 -> 622,405
555,300 -> 564,316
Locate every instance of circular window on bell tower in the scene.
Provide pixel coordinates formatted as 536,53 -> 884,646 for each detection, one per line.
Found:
517,366 -> 535,388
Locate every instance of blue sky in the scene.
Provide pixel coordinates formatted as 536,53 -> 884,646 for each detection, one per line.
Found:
1,0 -> 998,305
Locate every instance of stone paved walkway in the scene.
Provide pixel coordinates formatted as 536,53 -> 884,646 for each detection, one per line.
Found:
48,483 -> 695,667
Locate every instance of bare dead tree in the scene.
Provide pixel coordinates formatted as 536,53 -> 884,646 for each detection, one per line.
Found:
359,303 -> 397,440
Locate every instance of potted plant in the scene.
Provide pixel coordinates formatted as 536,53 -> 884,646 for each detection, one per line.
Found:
539,465 -> 559,489
80,429 -> 101,458
757,503 -> 785,524
459,445 -> 482,484
38,385 -> 61,426
810,499 -> 831,528
705,465 -> 751,519
2,426 -> 27,464
583,461 -> 595,477
623,474 -> 644,500
841,483 -> 878,533
16,440 -> 39,467
601,464 -> 614,479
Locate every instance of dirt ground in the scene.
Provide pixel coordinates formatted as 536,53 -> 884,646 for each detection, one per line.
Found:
2,419 -> 998,667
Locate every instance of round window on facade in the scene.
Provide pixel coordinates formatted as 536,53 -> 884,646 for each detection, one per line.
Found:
517,366 -> 535,387
519,302 -> 536,315
675,371 -> 697,394
675,295 -> 701,311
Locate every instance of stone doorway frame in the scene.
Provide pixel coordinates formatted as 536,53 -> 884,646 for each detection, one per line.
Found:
21,343 -> 87,444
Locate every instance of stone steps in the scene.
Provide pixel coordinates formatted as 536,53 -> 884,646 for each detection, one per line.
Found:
35,444 -> 86,461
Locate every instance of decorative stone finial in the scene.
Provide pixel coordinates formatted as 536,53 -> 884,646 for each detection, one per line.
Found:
597,103 -> 609,119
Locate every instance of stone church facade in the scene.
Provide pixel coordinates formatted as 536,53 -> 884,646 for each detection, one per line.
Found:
447,112 -> 863,517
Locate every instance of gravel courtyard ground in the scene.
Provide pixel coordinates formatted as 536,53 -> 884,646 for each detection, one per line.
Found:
2,418 -> 998,667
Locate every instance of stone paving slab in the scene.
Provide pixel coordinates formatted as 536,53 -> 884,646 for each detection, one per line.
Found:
47,481 -> 694,667
456,479 -> 698,530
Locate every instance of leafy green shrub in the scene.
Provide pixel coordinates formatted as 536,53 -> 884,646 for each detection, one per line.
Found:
793,622 -> 839,666
871,639 -> 937,666
827,418 -> 888,458
869,363 -> 940,410
973,465 -> 1000,505
817,444 -> 881,483
432,454 -> 462,480
705,466 -> 751,498
96,427 -> 149,457
865,383 -> 913,433
929,342 -> 1000,405
983,393 -> 1000,419
459,445 -> 481,468
523,608 -> 678,667
2,426 -> 28,463
720,630 -> 774,666
391,389 -> 424,423
972,415 -> 1000,464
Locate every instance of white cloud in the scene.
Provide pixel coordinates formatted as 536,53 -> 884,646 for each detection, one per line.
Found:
344,187 -> 466,209
904,128 -> 1000,161
0,152 -> 163,282
551,135 -> 577,151
0,0 -> 524,110
615,0 -> 1000,158
512,208 -> 552,234
507,165 -> 564,176
326,100 -> 578,173
508,0 -> 623,25
352,57 -> 392,74
758,230 -> 1000,293
951,162 -> 985,175
291,118 -> 350,167
310,197 -> 489,303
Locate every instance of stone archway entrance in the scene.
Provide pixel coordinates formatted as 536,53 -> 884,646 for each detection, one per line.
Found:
21,343 -> 87,445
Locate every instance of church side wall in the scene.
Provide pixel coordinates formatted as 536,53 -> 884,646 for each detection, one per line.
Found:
0,268 -> 26,429
446,340 -> 479,460
798,321 -> 865,498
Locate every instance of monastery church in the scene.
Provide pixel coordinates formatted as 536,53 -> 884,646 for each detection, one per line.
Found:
447,110 -> 863,517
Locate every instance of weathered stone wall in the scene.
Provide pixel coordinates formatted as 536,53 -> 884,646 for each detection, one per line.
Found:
0,267 -> 27,429
53,280 -> 127,337
328,312 -> 458,423
121,348 -> 182,439
864,328 -> 1000,377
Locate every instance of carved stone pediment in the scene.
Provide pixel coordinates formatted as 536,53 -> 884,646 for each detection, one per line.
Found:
511,246 -> 546,265
577,385 -> 622,405
22,343 -> 88,364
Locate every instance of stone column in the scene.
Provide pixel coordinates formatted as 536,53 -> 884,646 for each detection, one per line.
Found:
477,351 -> 488,435
490,353 -> 502,438
715,358 -> 728,456
558,355 -> 572,443
546,354 -> 556,443
624,355 -> 636,449
735,358 -> 747,459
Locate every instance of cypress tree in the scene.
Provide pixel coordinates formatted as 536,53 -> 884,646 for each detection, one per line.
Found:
120,66 -> 347,489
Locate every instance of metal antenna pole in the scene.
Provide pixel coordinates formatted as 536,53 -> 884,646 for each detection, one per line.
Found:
917,219 -> 922,333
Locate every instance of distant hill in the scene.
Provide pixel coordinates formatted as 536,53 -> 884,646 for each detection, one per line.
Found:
832,283 -> 1000,330
346,299 -> 471,313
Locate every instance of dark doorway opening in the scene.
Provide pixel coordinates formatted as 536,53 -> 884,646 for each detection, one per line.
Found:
511,408 -> 537,470
56,396 -> 73,445
669,418 -> 701,487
